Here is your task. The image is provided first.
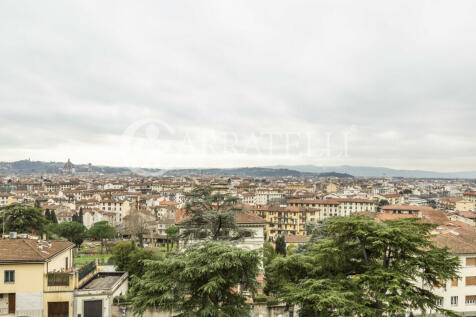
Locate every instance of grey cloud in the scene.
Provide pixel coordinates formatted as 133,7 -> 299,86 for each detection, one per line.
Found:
0,0 -> 475,170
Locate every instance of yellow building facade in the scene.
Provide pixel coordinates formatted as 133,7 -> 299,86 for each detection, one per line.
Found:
0,239 -> 76,317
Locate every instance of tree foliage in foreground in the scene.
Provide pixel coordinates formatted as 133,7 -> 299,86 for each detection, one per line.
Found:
180,186 -> 252,243
0,204 -> 48,234
112,241 -> 159,278
265,215 -> 460,317
130,242 -> 260,317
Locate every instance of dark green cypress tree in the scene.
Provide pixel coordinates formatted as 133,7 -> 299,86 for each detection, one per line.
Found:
51,210 -> 58,224
45,209 -> 51,222
275,235 -> 286,257
79,208 -> 83,225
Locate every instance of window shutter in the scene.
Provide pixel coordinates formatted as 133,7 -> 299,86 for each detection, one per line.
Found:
466,276 -> 476,286
467,257 -> 476,266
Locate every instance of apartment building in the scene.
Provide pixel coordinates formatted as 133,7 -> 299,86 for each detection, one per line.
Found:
287,198 -> 375,220
97,199 -> 130,224
380,205 -> 436,217
417,224 -> 476,316
240,192 -> 256,205
440,197 -> 475,212
463,192 -> 476,207
247,205 -> 315,241
0,194 -> 9,207
81,208 -> 119,229
255,188 -> 284,205
375,193 -> 404,205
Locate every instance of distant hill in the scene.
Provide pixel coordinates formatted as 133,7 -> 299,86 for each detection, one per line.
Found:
163,167 -> 353,178
2,160 -> 474,179
0,160 -> 135,175
268,165 -> 476,179
0,160 -> 353,178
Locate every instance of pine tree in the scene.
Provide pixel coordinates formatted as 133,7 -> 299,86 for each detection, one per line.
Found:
266,215 -> 461,316
180,186 -> 252,243
130,242 -> 260,316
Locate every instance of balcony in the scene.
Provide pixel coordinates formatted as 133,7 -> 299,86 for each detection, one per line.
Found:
43,260 -> 98,292
44,272 -> 74,292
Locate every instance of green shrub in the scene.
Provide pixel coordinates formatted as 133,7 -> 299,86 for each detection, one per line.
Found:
253,295 -> 268,303
113,295 -> 129,304
266,297 -> 279,306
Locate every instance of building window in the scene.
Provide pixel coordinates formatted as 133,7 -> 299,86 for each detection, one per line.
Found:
467,276 -> 476,286
65,257 -> 69,271
466,295 -> 476,305
467,257 -> 476,266
451,278 -> 458,287
435,298 -> 443,306
4,270 -> 14,283
451,296 -> 458,306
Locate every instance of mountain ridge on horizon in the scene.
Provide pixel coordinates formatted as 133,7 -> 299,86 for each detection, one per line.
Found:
1,160 -> 475,179
266,164 -> 476,179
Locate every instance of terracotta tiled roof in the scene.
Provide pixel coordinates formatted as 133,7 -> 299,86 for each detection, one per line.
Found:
336,198 -> 374,203
236,212 -> 267,224
421,209 -> 449,224
285,235 -> 310,244
457,210 -> 476,219
0,239 -> 74,263
432,224 -> 476,254
377,213 -> 417,221
287,199 -> 339,205
381,194 -> 402,198
381,205 -> 424,211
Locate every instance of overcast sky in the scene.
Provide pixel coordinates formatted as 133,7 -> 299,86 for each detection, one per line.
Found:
1,0 -> 475,171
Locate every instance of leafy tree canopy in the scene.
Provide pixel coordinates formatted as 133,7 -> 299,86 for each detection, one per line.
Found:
130,242 -> 260,317
265,215 -> 460,317
112,241 -> 159,278
87,221 -> 116,254
88,221 -> 116,240
0,204 -> 48,234
57,221 -> 86,247
180,186 -> 252,243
